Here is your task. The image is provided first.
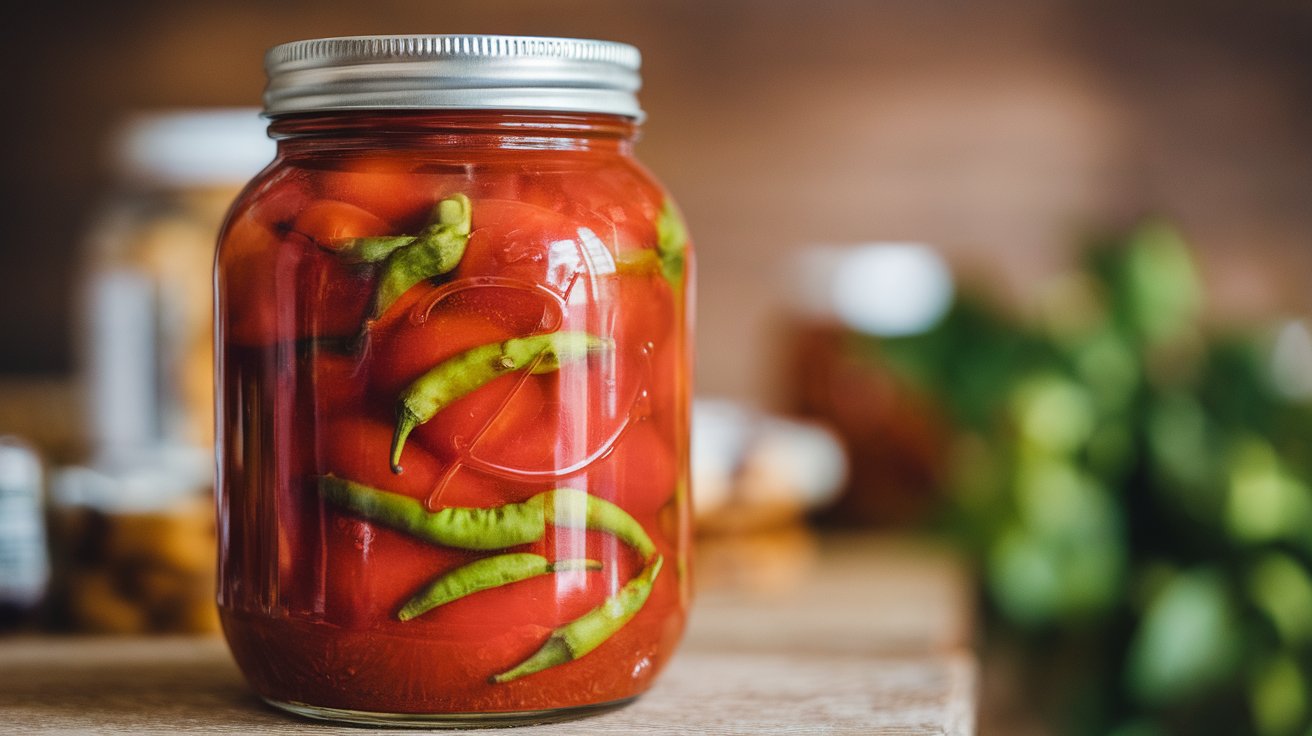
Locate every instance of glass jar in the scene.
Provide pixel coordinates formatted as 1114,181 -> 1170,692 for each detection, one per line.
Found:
0,437 -> 48,630
215,35 -> 693,725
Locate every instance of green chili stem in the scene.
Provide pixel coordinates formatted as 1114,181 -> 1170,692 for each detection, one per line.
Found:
490,555 -> 663,684
389,331 -> 611,472
397,553 -> 602,622
329,193 -> 472,265
329,234 -> 417,264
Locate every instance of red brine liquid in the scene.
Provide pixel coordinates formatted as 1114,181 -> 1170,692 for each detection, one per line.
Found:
216,112 -> 692,716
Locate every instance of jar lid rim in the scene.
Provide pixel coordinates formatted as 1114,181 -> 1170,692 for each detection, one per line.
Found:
264,35 -> 644,120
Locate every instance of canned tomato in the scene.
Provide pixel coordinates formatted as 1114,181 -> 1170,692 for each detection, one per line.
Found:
215,35 -> 693,726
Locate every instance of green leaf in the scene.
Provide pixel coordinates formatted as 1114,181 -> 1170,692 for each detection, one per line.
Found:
1250,655 -> 1307,736
1125,568 -> 1241,704
1248,553 -> 1312,646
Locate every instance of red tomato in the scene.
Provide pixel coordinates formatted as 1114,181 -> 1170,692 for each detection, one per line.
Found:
365,267 -> 604,478
459,198 -> 596,296
217,213 -> 296,347
299,254 -> 374,342
299,349 -> 371,425
367,287 -> 545,398
521,163 -> 663,259
243,167 -> 317,231
291,199 -> 393,244
313,417 -> 461,627
584,418 -> 678,518
462,166 -> 533,202
414,371 -> 557,473
318,155 -> 439,225
218,213 -> 373,347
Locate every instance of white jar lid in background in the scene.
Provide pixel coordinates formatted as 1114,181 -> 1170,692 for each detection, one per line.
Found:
110,108 -> 276,187
791,243 -> 955,337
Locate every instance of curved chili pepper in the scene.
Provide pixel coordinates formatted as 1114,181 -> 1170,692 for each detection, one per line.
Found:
389,331 -> 611,473
318,477 -> 656,558
548,483 -> 657,559
317,475 -> 661,683
397,553 -> 602,622
490,555 -> 663,683
320,475 -> 545,549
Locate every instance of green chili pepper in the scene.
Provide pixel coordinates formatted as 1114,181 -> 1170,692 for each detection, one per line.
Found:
614,249 -> 660,276
490,555 -> 663,683
548,483 -> 657,560
331,234 -> 416,264
390,331 -> 611,473
655,199 -> 688,288
319,475 -> 547,550
366,193 -> 472,323
612,200 -> 688,285
397,553 -> 602,622
318,477 -> 656,559
318,475 -> 661,682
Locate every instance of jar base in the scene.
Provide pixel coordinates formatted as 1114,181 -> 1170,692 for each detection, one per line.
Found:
264,695 -> 638,729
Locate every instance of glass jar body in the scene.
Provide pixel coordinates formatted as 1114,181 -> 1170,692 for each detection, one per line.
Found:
214,111 -> 692,723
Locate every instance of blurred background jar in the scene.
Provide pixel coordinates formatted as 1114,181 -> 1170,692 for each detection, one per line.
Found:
47,109 -> 274,634
48,464 -> 216,634
783,243 -> 957,527
0,438 -> 49,631
78,108 -> 274,473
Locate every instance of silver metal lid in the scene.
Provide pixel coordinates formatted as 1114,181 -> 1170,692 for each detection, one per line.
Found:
264,35 -> 643,120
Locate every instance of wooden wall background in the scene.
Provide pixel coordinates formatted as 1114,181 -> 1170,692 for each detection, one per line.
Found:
2,0 -> 1309,405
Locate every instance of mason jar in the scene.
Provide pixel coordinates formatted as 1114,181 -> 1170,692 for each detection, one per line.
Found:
214,35 -> 693,726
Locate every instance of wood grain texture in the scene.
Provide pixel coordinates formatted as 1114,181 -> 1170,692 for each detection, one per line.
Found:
0,535 -> 977,734
0,638 -> 974,735
690,533 -> 975,658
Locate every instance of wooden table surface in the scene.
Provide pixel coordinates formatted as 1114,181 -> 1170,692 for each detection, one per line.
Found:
0,533 -> 977,735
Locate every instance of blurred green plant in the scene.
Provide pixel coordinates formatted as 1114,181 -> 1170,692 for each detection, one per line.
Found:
867,221 -> 1312,735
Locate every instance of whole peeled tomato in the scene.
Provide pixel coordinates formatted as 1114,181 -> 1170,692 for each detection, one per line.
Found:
314,416 -> 466,628
591,417 -> 679,519
219,216 -> 372,346
319,155 -> 442,227
291,198 -> 393,245
518,164 -> 663,260
217,213 -> 288,347
459,198 -> 598,297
